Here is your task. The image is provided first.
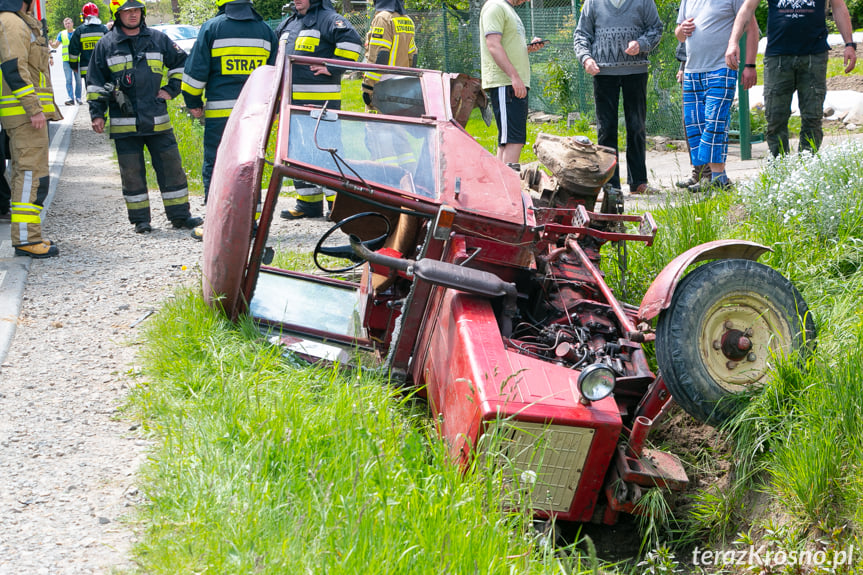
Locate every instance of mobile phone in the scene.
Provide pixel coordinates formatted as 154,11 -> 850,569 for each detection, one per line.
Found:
528,39 -> 550,47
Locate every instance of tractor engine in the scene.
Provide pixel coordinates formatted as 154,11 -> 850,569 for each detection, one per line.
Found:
507,251 -> 626,376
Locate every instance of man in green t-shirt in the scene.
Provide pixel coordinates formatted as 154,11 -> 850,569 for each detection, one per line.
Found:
479,0 -> 544,169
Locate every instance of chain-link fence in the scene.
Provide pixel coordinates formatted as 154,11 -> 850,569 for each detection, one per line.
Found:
270,0 -> 686,139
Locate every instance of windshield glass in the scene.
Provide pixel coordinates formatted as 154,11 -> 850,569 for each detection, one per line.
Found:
286,111 -> 437,199
160,25 -> 198,40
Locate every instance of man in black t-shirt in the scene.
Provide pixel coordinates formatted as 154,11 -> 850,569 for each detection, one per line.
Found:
726,0 -> 857,156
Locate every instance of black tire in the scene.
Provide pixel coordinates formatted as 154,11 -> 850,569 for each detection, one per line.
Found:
655,259 -> 816,426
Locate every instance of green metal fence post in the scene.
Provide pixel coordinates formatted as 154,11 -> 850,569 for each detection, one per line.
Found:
737,33 -> 751,160
442,2 -> 450,72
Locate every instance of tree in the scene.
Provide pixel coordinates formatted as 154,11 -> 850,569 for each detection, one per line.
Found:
48,0 -> 110,36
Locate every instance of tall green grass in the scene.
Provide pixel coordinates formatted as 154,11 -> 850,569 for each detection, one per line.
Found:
601,140 -> 863,561
130,293 -> 613,574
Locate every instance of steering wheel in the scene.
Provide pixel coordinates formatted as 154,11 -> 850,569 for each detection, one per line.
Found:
313,211 -> 392,273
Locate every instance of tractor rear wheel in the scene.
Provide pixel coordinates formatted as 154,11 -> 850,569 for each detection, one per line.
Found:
655,259 -> 816,426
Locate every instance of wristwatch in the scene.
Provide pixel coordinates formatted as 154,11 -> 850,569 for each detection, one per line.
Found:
846,42 -> 857,50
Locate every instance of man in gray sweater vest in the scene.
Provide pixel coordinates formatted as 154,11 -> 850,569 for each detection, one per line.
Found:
574,0 -> 662,195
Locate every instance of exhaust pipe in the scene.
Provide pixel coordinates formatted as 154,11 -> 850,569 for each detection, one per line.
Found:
350,235 -> 518,336
628,416 -> 652,457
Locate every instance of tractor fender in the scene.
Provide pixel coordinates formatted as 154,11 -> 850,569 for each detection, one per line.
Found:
201,64 -> 279,319
637,240 -> 772,323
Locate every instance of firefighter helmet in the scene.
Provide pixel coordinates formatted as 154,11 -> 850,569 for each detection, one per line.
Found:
81,2 -> 99,17
110,0 -> 146,18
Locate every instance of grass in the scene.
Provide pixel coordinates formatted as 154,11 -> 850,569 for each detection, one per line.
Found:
129,293 -> 611,574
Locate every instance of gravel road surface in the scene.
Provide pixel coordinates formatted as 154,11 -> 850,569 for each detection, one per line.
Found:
0,107 -> 331,574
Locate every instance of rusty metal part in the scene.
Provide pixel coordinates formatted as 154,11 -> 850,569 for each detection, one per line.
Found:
637,240 -> 772,322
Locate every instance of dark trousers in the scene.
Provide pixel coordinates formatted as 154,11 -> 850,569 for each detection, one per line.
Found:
114,132 -> 191,224
593,73 -> 648,191
763,52 -> 828,156
202,116 -> 228,203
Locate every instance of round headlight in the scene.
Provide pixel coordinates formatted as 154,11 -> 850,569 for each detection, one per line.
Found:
578,363 -> 616,402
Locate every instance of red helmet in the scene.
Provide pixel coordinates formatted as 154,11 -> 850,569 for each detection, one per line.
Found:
81,2 -> 99,17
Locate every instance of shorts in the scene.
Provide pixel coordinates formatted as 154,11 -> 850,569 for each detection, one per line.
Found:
489,85 -> 528,146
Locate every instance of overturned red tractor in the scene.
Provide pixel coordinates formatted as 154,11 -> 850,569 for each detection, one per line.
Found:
202,51 -> 815,523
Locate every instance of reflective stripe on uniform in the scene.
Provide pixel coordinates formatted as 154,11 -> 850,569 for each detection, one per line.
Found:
181,73 -> 205,96
108,54 -> 133,73
12,84 -> 35,98
294,186 -> 323,202
87,84 -> 109,101
0,104 -> 26,117
204,98 -> 237,118
162,188 -> 190,206
370,38 -> 392,49
153,113 -> 172,132
110,116 -> 136,134
334,41 -> 362,61
12,172 -> 40,231
292,83 -> 340,101
124,194 -> 150,209
295,30 -> 321,53
146,53 -> 166,74
212,37 -> 272,51
0,90 -> 56,117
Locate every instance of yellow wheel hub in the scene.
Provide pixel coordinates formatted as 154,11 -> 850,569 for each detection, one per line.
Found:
699,291 -> 793,393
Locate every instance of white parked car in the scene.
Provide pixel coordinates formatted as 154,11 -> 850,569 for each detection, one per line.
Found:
152,24 -> 200,54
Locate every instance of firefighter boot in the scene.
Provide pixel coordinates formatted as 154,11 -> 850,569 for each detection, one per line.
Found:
172,216 -> 204,229
14,241 -> 60,258
135,222 -> 152,233
281,199 -> 323,220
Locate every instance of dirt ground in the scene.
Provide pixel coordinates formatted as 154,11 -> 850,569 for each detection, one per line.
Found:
825,45 -> 863,91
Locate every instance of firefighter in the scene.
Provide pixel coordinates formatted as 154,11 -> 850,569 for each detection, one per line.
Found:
87,0 -> 203,234
182,0 -> 277,205
361,0 -> 417,111
69,3 -> 108,86
360,0 -> 418,174
276,0 -> 362,220
0,0 -> 61,257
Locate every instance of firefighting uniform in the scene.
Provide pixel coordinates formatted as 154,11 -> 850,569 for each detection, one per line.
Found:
87,24 -> 195,225
361,0 -> 418,171
69,19 -> 108,79
181,0 -> 277,202
0,3 -> 62,247
276,0 -> 362,212
361,0 -> 417,108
